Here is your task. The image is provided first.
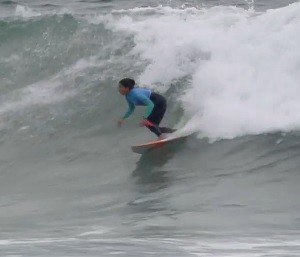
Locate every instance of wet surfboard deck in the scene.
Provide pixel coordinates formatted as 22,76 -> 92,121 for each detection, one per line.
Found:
131,134 -> 190,154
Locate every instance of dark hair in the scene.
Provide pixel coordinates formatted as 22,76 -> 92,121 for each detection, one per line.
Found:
119,78 -> 135,90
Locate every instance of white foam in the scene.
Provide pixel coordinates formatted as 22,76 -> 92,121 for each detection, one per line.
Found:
78,226 -> 112,236
0,57 -> 97,115
104,3 -> 300,139
180,236 -> 300,257
13,4 -> 73,19
0,238 -> 77,245
0,79 -> 72,116
15,5 -> 41,18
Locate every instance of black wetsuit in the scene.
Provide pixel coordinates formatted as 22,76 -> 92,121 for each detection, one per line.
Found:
146,92 -> 176,137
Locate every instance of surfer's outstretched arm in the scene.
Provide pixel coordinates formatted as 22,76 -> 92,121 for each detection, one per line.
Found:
118,100 -> 135,127
123,100 -> 135,119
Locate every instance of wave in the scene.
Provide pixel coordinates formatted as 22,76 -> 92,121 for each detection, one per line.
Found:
1,3 -> 300,140
94,3 -> 300,139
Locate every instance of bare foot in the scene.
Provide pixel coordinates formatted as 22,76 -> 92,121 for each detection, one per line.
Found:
158,134 -> 166,140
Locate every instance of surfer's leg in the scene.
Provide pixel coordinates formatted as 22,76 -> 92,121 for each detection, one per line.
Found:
146,124 -> 162,137
147,92 -> 174,137
149,94 -> 175,134
148,93 -> 166,125
144,93 -> 165,137
159,127 -> 176,133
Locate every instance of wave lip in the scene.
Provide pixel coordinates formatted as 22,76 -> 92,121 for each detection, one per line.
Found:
15,5 -> 42,18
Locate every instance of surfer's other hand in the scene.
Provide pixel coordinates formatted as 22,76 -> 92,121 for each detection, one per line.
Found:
139,119 -> 147,127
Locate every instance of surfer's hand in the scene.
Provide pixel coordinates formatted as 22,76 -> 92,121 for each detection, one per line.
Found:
118,119 -> 125,127
139,119 -> 147,127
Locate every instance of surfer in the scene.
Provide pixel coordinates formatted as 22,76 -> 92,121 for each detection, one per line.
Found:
118,78 -> 175,139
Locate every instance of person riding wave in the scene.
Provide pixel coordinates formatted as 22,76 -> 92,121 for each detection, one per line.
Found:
118,78 -> 175,139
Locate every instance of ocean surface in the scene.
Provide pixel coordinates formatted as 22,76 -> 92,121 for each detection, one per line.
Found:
1,0 -> 300,256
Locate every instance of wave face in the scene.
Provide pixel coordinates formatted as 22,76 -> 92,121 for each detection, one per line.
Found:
0,1 -> 300,256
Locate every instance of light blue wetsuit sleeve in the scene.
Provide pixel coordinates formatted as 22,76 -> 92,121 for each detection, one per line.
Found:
122,99 -> 135,119
136,94 -> 154,118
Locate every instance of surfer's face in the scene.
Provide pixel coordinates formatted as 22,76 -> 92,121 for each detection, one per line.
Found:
118,84 -> 129,95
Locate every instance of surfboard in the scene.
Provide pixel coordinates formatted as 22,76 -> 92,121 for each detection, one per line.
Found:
131,134 -> 190,154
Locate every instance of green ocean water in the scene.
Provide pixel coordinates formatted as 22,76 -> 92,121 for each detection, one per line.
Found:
1,0 -> 300,256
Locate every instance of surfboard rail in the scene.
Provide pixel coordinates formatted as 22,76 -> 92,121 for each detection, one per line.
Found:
131,134 -> 190,154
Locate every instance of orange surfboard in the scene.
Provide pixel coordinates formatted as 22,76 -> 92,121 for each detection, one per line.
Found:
131,134 -> 190,154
